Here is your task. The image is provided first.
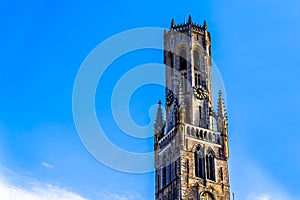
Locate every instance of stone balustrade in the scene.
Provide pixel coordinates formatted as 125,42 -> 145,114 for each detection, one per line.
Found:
158,123 -> 222,150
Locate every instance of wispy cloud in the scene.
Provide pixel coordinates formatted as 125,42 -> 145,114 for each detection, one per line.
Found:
97,190 -> 146,200
41,162 -> 54,169
230,157 -> 299,200
255,194 -> 272,200
0,163 -> 147,200
0,164 -> 87,200
246,193 -> 272,200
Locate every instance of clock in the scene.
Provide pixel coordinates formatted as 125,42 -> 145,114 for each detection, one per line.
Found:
193,85 -> 208,100
166,89 -> 174,106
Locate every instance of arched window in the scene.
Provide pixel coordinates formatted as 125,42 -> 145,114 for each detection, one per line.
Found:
179,49 -> 187,70
194,145 -> 205,179
200,192 -> 215,200
194,50 -> 200,71
206,149 -> 215,181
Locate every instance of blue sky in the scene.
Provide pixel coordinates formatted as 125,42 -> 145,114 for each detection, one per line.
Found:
1,0 -> 300,199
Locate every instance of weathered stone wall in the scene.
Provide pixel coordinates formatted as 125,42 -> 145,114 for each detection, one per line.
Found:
180,137 -> 230,200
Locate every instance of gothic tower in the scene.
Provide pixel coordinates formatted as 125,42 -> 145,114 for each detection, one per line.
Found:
154,16 -> 230,200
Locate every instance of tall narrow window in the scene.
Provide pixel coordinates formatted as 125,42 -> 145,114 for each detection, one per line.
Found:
219,167 -> 224,181
194,151 -> 198,176
168,163 -> 172,184
162,166 -> 166,186
199,106 -> 202,125
202,80 -> 207,90
186,159 -> 189,185
166,164 -> 169,185
186,159 -> 189,174
185,138 -> 188,149
194,145 -> 205,179
174,160 -> 177,177
181,72 -> 187,92
194,50 -> 200,71
157,174 -> 160,190
167,52 -> 174,68
179,49 -> 187,71
206,149 -> 216,181
194,73 -> 201,86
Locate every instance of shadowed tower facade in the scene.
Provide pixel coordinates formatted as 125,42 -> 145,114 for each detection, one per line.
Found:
154,16 -> 230,200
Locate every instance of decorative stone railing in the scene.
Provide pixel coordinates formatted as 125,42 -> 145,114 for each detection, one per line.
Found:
158,127 -> 176,149
158,123 -> 222,150
183,123 -> 222,145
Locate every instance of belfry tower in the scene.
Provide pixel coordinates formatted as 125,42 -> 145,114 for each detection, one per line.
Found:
154,16 -> 230,200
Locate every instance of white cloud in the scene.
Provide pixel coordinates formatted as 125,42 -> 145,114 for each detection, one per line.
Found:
256,194 -> 272,200
246,193 -> 272,200
97,190 -> 146,200
230,157 -> 299,200
0,164 -> 147,200
0,165 -> 87,200
41,162 -> 54,169
0,181 -> 88,200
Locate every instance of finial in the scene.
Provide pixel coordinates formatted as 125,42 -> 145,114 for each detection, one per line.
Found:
171,19 -> 175,28
158,100 -> 162,105
203,20 -> 207,29
188,15 -> 192,24
219,90 -> 223,97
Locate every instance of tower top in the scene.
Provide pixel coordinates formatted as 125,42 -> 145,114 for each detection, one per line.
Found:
169,15 -> 207,33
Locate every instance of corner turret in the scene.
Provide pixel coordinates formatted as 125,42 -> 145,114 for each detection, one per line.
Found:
217,91 -> 229,159
154,100 -> 165,150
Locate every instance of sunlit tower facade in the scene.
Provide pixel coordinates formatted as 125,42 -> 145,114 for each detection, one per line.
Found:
154,16 -> 230,200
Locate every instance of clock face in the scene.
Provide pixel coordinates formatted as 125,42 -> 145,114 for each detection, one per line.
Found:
166,89 -> 174,106
193,85 -> 208,100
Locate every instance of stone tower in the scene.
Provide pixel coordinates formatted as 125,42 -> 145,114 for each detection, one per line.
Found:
154,16 -> 230,200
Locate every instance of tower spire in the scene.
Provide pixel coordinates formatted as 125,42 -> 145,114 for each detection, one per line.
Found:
154,100 -> 165,146
154,100 -> 164,132
188,15 -> 192,24
217,90 -> 226,119
217,91 -> 229,159
203,20 -> 207,29
171,18 -> 175,28
217,90 -> 227,132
